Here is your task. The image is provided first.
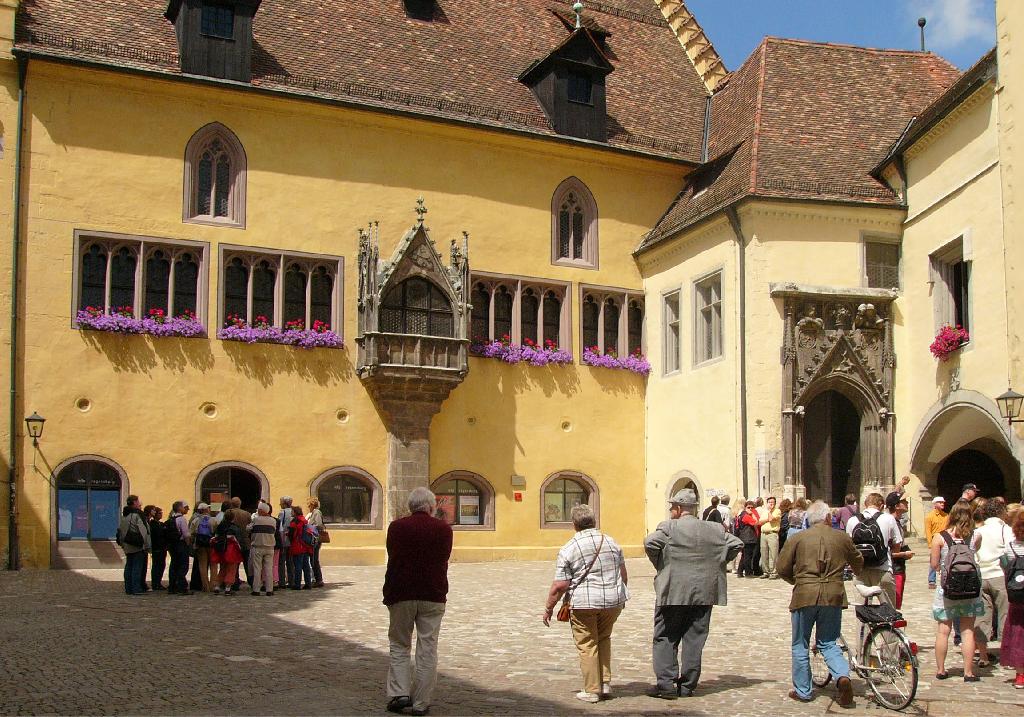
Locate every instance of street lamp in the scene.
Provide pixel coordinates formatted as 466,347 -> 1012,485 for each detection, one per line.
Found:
995,388 -> 1024,424
24,412 -> 45,446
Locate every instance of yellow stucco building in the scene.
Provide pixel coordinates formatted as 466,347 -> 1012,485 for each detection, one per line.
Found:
0,0 -> 1021,569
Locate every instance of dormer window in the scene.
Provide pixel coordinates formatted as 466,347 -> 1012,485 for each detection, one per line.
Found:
201,3 -> 234,39
404,0 -> 436,21
568,72 -> 593,105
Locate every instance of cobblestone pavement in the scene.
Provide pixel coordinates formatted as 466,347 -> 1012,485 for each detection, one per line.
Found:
0,555 -> 1020,716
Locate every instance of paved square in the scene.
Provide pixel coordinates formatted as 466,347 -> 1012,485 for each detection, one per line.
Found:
0,556 -> 1019,715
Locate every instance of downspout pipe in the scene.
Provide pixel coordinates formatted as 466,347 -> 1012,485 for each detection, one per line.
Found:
726,206 -> 750,500
8,56 -> 26,570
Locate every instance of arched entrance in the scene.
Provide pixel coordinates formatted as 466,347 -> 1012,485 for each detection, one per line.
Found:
197,462 -> 266,512
937,449 -> 1006,501
802,390 -> 862,506
55,458 -> 124,541
666,471 -> 701,516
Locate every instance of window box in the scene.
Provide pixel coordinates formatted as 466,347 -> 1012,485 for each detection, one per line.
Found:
76,307 -> 206,338
929,324 -> 969,361
218,315 -> 343,349
470,336 -> 572,366
582,346 -> 651,375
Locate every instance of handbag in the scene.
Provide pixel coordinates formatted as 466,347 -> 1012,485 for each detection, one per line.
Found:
557,534 -> 606,622
123,521 -> 144,548
318,527 -> 331,544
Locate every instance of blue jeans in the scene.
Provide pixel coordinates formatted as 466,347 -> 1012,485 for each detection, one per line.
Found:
928,566 -> 936,585
291,553 -> 312,588
791,606 -> 849,699
123,551 -> 146,594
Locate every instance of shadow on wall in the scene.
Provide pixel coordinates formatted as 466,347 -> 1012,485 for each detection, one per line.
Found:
78,332 -> 215,373
0,570 -> 582,716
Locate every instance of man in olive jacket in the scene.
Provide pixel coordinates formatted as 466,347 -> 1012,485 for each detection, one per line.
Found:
644,488 -> 743,699
777,500 -> 864,707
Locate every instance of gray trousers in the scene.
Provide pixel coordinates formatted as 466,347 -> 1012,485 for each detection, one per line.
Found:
387,600 -> 446,711
652,605 -> 713,695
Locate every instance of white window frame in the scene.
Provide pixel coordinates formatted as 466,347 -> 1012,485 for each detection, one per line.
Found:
71,230 -> 210,329
861,232 -> 902,290
218,244 -> 344,335
663,288 -> 682,375
579,284 -> 644,357
470,272 -> 572,349
692,269 -> 724,367
929,233 -> 972,338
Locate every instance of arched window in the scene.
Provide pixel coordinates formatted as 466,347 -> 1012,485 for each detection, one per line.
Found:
471,283 -> 490,341
551,177 -> 598,269
312,467 -> 383,529
380,277 -> 454,337
173,253 -> 200,317
197,462 -> 267,513
543,290 -> 562,347
310,266 -> 333,328
582,295 -> 599,349
493,285 -> 513,340
432,472 -> 495,530
79,243 -> 108,311
109,246 -> 137,311
55,458 -> 124,541
603,298 -> 620,356
144,249 -> 171,314
284,263 -> 308,327
628,299 -> 644,355
184,122 -> 247,228
251,259 -> 276,324
521,288 -> 539,344
541,471 -> 598,527
224,257 -> 249,321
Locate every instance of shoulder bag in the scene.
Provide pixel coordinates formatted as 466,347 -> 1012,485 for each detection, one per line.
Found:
557,534 -> 606,622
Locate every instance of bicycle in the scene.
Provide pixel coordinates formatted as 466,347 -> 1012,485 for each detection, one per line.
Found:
810,583 -> 919,711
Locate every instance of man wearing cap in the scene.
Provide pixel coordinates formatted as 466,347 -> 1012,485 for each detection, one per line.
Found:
248,501 -> 278,596
961,483 -> 980,503
644,489 -> 744,699
924,497 -> 949,589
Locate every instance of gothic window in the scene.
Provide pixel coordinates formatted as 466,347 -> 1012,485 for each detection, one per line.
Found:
551,177 -> 598,268
219,249 -> 341,331
521,289 -> 539,345
543,291 -> 562,347
493,285 -> 513,340
471,283 -> 490,342
184,123 -> 246,228
541,471 -> 598,527
628,299 -> 643,356
581,287 -> 643,356
582,295 -> 600,350
74,233 -> 206,325
380,277 -> 454,337
432,472 -> 494,529
603,298 -> 620,356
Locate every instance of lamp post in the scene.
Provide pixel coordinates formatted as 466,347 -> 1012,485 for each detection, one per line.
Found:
995,388 -> 1024,424
24,412 -> 45,446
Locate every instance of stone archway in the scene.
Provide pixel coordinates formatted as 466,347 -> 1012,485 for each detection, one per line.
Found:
910,391 -> 1022,501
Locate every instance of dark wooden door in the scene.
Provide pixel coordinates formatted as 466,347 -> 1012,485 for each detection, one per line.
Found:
802,391 -> 861,504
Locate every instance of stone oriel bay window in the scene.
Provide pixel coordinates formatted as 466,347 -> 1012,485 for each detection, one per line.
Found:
431,471 -> 495,530
183,122 -> 247,228
470,272 -> 572,350
72,230 -> 209,331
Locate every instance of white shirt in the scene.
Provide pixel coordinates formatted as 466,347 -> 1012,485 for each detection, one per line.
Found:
975,517 -> 1015,580
718,504 -> 732,529
845,507 -> 901,573
555,529 -> 629,609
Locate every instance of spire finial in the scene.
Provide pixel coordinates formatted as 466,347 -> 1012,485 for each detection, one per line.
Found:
573,1 -> 584,29
415,197 -> 428,225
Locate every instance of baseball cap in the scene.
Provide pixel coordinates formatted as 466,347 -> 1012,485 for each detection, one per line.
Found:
196,502 -> 209,511
884,492 -> 901,509
962,483 -> 980,495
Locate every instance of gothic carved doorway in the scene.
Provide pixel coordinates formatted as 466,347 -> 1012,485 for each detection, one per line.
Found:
802,390 -> 862,505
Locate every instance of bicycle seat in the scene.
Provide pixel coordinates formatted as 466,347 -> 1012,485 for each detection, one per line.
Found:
855,584 -> 883,598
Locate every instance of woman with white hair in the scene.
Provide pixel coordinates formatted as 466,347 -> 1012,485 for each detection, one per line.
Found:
542,503 -> 629,703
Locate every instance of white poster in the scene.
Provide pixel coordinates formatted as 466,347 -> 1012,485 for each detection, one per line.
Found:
459,495 -> 481,525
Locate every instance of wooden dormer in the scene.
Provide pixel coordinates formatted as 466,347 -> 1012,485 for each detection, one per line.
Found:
165,0 -> 262,82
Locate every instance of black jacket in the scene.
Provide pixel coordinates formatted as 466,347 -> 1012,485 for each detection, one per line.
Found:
149,518 -> 167,552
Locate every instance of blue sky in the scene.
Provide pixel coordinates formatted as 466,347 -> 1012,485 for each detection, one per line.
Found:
685,0 -> 996,70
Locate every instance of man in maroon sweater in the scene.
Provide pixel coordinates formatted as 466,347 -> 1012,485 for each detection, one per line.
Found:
383,487 -> 453,717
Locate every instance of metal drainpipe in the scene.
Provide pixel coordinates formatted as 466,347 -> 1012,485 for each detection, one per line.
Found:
726,206 -> 750,500
7,56 -> 26,570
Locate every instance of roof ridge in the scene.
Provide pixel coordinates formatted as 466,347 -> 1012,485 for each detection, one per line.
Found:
762,35 -> 952,59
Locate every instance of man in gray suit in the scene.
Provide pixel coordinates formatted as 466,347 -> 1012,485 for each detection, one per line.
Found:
644,488 -> 744,698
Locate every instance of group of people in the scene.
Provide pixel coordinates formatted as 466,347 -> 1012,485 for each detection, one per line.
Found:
116,494 -> 330,596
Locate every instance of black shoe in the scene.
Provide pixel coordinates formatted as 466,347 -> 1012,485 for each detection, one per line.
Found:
386,696 -> 412,714
648,690 -> 677,701
251,591 -> 260,596
153,585 -> 166,590
265,591 -> 274,596
964,675 -> 980,683
302,585 -> 311,590
410,708 -> 429,716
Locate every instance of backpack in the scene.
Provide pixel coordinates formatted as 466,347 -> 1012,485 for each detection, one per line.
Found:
1005,543 -> 1024,604
941,531 -> 982,600
301,523 -> 319,548
163,515 -> 181,543
851,512 -> 887,567
194,515 -> 213,548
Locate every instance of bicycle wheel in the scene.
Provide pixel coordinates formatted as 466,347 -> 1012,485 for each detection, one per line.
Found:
862,625 -> 918,711
810,632 -> 849,688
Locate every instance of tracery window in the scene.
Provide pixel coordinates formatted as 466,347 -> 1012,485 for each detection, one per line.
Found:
470,274 -> 570,348
220,247 -> 342,331
380,277 -> 454,337
74,232 -> 206,324
184,123 -> 246,228
580,286 -> 643,356
551,177 -> 598,268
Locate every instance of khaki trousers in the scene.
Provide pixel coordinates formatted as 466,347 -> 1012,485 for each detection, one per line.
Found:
250,546 -> 275,593
974,576 -> 1009,643
855,567 -> 897,608
193,547 -> 212,592
570,606 -> 623,694
759,532 -> 780,577
387,601 -> 446,712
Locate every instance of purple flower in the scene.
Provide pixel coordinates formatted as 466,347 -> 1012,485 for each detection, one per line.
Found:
217,323 -> 343,349
470,340 -> 573,366
77,309 -> 206,338
582,347 -> 650,375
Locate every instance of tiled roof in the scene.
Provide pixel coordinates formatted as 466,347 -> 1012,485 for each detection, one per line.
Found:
638,38 -> 961,252
15,0 -> 711,162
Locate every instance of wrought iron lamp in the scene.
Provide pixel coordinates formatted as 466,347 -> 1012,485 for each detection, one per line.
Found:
24,412 -> 45,446
995,387 -> 1024,424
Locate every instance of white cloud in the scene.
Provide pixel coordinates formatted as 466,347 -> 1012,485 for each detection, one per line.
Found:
909,0 -> 995,50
